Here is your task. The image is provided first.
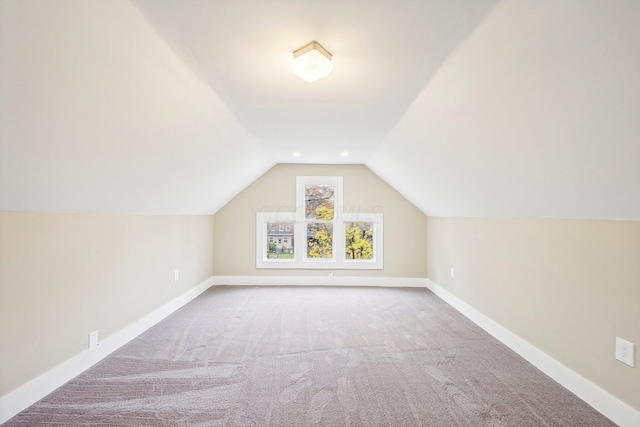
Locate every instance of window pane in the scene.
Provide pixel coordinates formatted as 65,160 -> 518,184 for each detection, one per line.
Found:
307,223 -> 333,258
266,221 -> 295,259
305,184 -> 334,220
345,222 -> 374,260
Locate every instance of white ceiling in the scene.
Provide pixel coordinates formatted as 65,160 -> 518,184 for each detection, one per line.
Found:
133,0 -> 498,164
1,0 -> 639,218
368,0 -> 640,219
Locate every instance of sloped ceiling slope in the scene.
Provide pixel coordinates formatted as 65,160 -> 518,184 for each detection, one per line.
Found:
2,1 -> 638,219
368,0 -> 640,220
0,0 -> 273,214
132,0 -> 498,164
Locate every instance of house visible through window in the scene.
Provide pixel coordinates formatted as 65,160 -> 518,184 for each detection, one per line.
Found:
263,220 -> 295,260
256,176 -> 383,269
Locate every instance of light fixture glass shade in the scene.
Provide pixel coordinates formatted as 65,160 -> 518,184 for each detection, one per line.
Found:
291,41 -> 333,83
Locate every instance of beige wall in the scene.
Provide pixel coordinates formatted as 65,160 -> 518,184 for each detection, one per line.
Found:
213,164 -> 427,278
0,212 -> 214,397
427,217 -> 640,411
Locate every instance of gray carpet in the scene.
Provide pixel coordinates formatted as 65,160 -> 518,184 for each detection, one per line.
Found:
4,286 -> 615,426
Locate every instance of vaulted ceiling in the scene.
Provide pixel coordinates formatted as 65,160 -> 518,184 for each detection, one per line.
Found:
1,0 -> 639,219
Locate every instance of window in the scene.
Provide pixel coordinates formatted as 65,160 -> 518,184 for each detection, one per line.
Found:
345,222 -> 373,260
343,213 -> 382,267
256,176 -> 382,269
258,215 -> 296,264
302,180 -> 338,262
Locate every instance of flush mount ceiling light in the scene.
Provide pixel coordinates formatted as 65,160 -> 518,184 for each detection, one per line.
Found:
291,41 -> 333,83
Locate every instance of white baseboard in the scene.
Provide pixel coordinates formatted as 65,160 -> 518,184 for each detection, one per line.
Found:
6,276 -> 634,426
0,276 -> 215,424
213,275 -> 428,288
425,279 -> 640,427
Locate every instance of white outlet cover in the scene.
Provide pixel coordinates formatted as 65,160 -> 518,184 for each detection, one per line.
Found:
174,270 -> 180,281
450,267 -> 455,278
616,337 -> 635,367
89,330 -> 99,349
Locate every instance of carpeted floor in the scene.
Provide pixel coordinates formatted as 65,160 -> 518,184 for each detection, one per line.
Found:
4,286 -> 616,426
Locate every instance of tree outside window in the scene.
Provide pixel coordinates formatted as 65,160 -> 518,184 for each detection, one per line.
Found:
345,222 -> 373,260
256,176 -> 382,269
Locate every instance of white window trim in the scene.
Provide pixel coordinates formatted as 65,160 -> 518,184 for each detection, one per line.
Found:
297,176 -> 343,264
256,212 -> 296,268
256,176 -> 382,270
343,212 -> 384,269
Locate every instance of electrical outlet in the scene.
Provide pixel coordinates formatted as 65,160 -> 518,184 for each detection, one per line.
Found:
89,330 -> 99,349
616,337 -> 635,367
328,272 -> 333,279
450,267 -> 455,279
174,270 -> 180,282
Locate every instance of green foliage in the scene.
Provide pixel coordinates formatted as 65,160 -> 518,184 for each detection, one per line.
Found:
305,185 -> 335,258
305,185 -> 335,219
267,241 -> 294,259
314,205 -> 334,220
307,223 -> 333,258
345,222 -> 373,260
268,252 -> 294,259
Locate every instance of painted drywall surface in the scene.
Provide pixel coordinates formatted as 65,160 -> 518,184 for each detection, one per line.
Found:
0,1 -> 273,214
427,216 -> 640,410
368,0 -> 640,220
0,212 -> 214,397
213,164 -> 427,278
